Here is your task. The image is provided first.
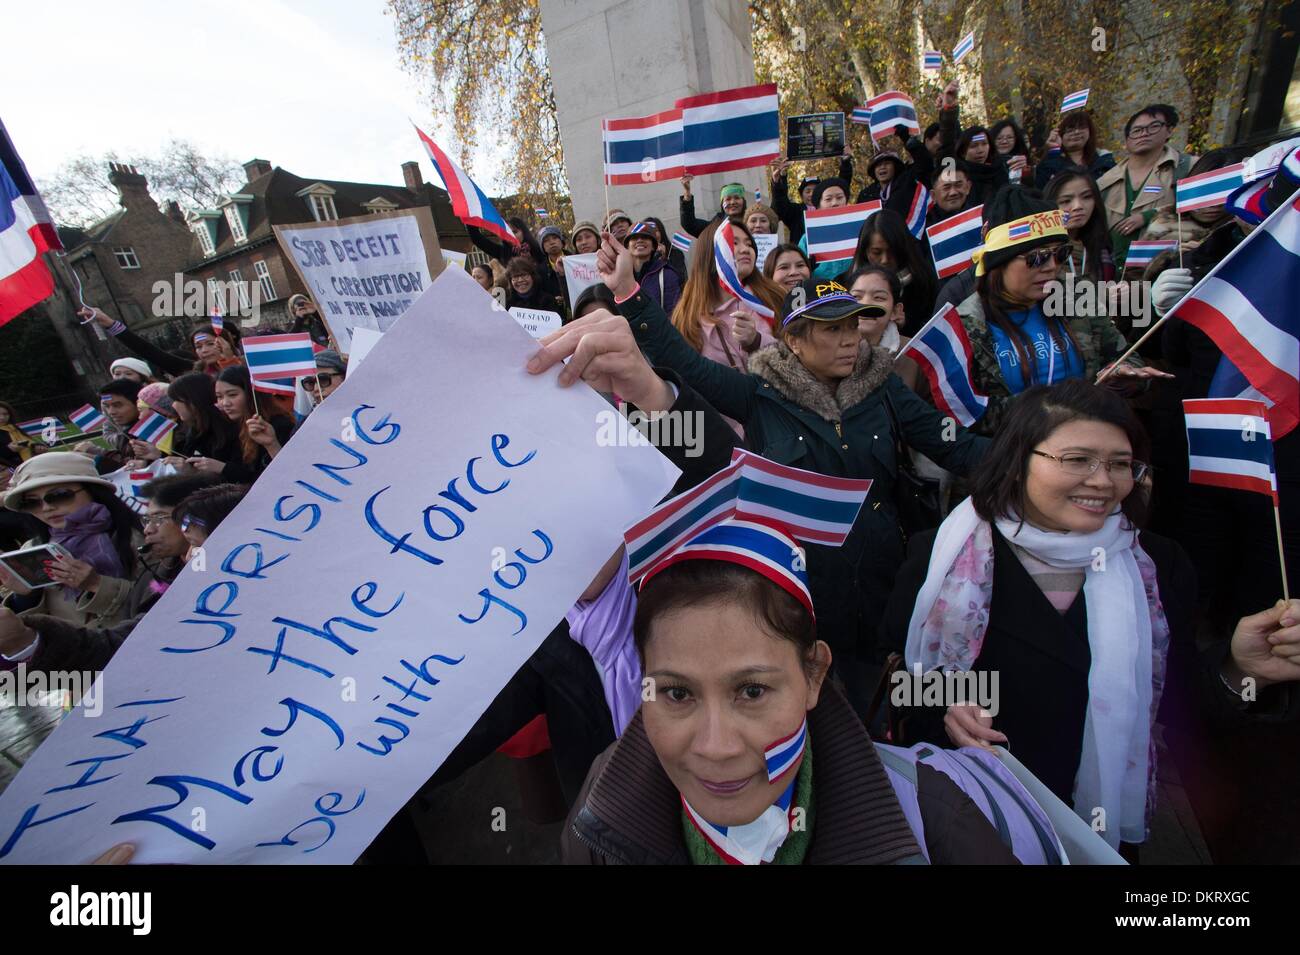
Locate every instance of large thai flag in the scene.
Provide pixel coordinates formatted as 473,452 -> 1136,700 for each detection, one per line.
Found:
713,218 -> 774,319
413,124 -> 514,245
904,183 -> 930,239
1168,194 -> 1300,437
865,92 -> 919,142
1176,163 -> 1246,213
805,200 -> 880,262
1183,398 -> 1278,501
926,204 -> 984,278
242,332 -> 317,380
898,304 -> 989,427
601,109 -> 685,185
128,411 -> 177,447
678,83 -> 780,175
1,119 -> 62,328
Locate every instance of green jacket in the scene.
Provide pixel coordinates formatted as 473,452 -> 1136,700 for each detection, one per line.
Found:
621,289 -> 988,654
953,290 -> 1143,435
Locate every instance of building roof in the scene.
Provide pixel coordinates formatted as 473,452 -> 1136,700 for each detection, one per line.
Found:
57,209 -> 125,252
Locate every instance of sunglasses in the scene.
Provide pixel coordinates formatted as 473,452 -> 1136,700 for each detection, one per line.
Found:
18,488 -> 83,512
301,374 -> 337,390
1020,245 -> 1071,269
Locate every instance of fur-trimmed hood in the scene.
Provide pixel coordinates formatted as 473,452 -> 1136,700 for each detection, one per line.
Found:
748,340 -> 894,422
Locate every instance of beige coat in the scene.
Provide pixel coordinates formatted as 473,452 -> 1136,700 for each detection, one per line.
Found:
1097,145 -> 1192,233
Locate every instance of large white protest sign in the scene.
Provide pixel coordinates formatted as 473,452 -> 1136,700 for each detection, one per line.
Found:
0,268 -> 679,864
274,207 -> 444,351
753,232 -> 779,271
345,327 -> 384,376
562,252 -> 601,306
509,306 -> 563,339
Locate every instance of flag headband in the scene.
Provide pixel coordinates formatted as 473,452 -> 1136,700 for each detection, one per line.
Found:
972,209 -> 1067,276
969,133 -> 988,143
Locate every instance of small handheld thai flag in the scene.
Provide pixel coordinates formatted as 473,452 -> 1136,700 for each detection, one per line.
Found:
850,107 -> 872,125
804,200 -> 880,262
923,51 -> 943,72
904,183 -> 930,239
926,204 -> 984,279
865,91 -> 919,142
128,470 -> 154,499
1184,398 -> 1278,501
1061,89 -> 1090,113
15,418 -> 52,438
243,332 -> 317,381
414,123 -> 515,244
898,304 -> 989,427
1124,240 -> 1178,269
69,403 -> 107,433
209,306 -> 224,336
1176,163 -> 1246,213
254,376 -> 298,396
671,231 -> 693,254
129,411 -> 177,446
713,219 -> 775,318
952,31 -> 975,65
533,208 -> 548,218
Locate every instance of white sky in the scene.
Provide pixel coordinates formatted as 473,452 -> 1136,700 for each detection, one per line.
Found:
3,0 -> 508,195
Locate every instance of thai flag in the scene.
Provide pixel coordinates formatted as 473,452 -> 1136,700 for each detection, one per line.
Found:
1141,184 -> 1164,195
129,411 -> 177,446
413,124 -> 515,245
850,107 -> 872,125
713,218 -> 775,318
128,470 -> 155,499
1176,163 -> 1246,212
923,51 -> 943,71
69,403 -> 107,433
952,31 -> 975,65
15,418 -> 52,438
1061,89 -> 1090,113
1183,399 -> 1278,501
682,777 -> 798,865
904,183 -> 930,240
805,200 -> 880,262
898,304 -> 989,427
1168,194 -> 1300,437
671,231 -> 693,254
730,449 -> 871,545
625,458 -> 745,581
243,332 -> 316,380
533,208 -> 548,218
764,718 -> 808,783
1243,135 -> 1300,182
1124,240 -> 1178,269
866,91 -> 919,142
1007,222 -> 1032,240
678,83 -> 780,175
254,377 -> 298,397
1,119 -> 63,328
209,306 -> 224,335
601,109 -> 685,185
926,204 -> 984,279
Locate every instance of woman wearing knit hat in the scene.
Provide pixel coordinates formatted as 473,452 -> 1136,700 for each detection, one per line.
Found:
626,221 -> 682,317
795,177 -> 853,280
124,382 -> 179,463
678,176 -> 748,237
109,357 -> 154,385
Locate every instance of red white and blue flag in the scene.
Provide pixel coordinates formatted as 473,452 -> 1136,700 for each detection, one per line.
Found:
254,377 -> 298,397
713,218 -> 775,318
1176,163 -> 1247,213
69,403 -> 107,433
952,31 -> 976,65
678,83 -> 780,175
923,51 -> 943,72
414,124 -> 515,244
16,418 -> 55,439
129,411 -> 177,447
865,91 -> 919,143
601,109 -> 685,185
804,200 -> 880,263
1124,240 -> 1178,269
1183,398 -> 1278,501
926,205 -> 984,279
764,717 -> 808,783
1,119 -> 62,328
209,306 -> 224,335
898,304 -> 989,427
681,776 -> 799,866
850,107 -> 872,125
128,470 -> 155,499
670,231 -> 693,254
242,332 -> 317,381
904,183 -> 930,239
1061,89 -> 1090,113
1168,193 -> 1300,437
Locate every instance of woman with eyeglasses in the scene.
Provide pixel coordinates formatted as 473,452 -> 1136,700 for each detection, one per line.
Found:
951,191 -> 1168,435
0,452 -> 145,630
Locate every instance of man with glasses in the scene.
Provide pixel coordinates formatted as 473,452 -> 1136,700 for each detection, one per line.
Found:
300,349 -> 346,412
1097,104 -> 1196,265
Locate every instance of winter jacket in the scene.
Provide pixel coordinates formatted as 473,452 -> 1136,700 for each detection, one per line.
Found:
620,288 -> 988,655
1034,148 -> 1117,190
2,529 -> 150,631
1097,146 -> 1195,236
562,681 -> 1017,864
634,256 -> 683,318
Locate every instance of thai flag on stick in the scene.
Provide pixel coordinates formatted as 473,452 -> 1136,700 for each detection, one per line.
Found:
1124,240 -> 1178,269
1061,89 -> 1090,113
1176,163 -> 1247,212
1184,398 -> 1278,501
904,183 -> 930,239
254,377 -> 298,396
129,411 -> 177,446
671,231 -> 693,254
209,306 -> 224,335
713,219 -> 774,318
804,200 -> 880,262
898,304 -> 989,427
865,91 -> 920,142
413,124 -> 515,245
69,403 -> 107,433
601,109 -> 685,185
1167,193 -> 1300,436
16,418 -> 58,439
952,31 -> 976,65
923,51 -> 943,72
926,204 -> 984,279
729,449 -> 871,545
678,83 -> 780,175
242,332 -> 317,380
850,107 -> 872,125
1,118 -> 63,328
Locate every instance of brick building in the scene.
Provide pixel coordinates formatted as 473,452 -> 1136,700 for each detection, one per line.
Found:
183,158 -> 470,330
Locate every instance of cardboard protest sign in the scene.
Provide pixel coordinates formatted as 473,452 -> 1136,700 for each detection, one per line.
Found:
509,306 -> 563,339
273,207 -> 444,351
752,232 -> 779,270
562,253 -> 601,307
786,112 -> 846,161
0,268 -> 680,864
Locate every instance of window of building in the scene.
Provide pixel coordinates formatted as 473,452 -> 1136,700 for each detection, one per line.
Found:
254,260 -> 276,300
193,224 -> 215,256
113,246 -> 140,269
309,193 -> 338,222
224,206 -> 247,243
228,269 -> 250,310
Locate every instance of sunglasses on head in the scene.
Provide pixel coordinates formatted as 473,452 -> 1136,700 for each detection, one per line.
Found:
1019,245 -> 1071,269
18,487 -> 82,512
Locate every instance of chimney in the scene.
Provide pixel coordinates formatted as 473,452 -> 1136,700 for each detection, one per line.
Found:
401,161 -> 423,192
242,158 -> 272,182
107,163 -> 152,210
165,200 -> 184,223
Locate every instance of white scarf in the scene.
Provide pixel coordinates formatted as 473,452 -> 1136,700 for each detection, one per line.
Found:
879,321 -> 902,354
904,497 -> 1170,848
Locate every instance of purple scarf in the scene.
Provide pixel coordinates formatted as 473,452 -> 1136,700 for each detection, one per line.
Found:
50,502 -> 125,598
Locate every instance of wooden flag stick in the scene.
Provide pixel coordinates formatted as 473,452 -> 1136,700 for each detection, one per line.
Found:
1095,313 -> 1172,382
1274,501 -> 1291,602
1177,208 -> 1184,269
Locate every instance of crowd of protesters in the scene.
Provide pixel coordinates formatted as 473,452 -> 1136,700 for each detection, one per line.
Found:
2,77 -> 1299,868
